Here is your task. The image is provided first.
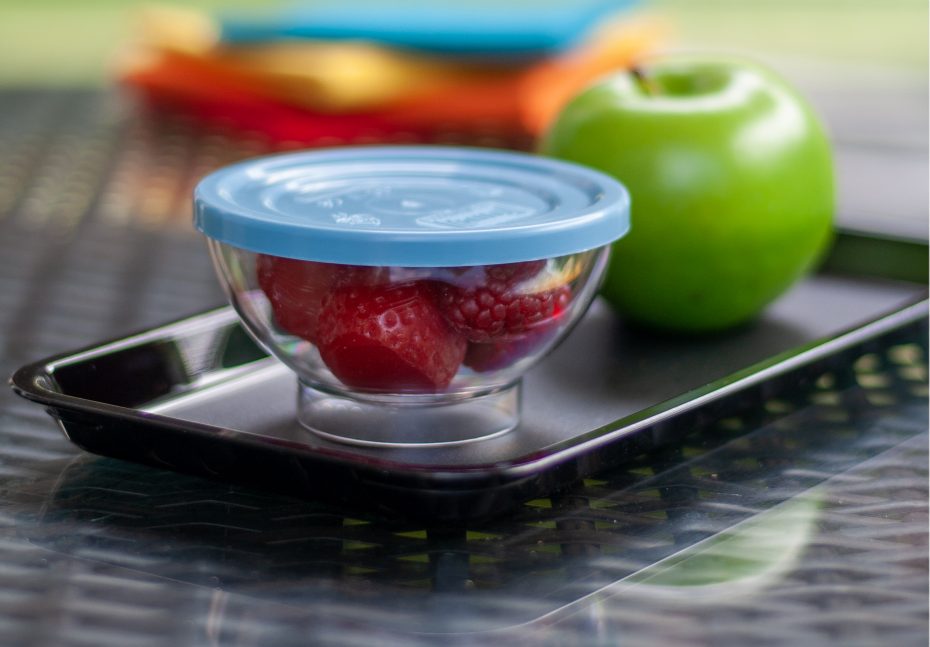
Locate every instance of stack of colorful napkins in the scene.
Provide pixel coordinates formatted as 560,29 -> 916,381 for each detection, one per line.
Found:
120,1 -> 664,146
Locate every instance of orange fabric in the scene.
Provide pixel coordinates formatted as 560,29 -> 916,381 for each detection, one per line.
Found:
119,12 -> 664,144
519,17 -> 668,134
123,50 -> 527,130
123,53 -> 528,144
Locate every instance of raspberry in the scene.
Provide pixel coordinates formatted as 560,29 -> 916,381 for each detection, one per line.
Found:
316,282 -> 466,391
437,273 -> 571,342
463,322 -> 561,373
257,255 -> 384,344
484,260 -> 546,283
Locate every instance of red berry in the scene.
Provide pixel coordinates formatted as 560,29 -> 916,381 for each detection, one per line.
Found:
257,256 -> 342,343
438,273 -> 572,342
316,282 -> 466,392
484,260 -> 546,283
463,315 -> 563,373
257,255 -> 385,344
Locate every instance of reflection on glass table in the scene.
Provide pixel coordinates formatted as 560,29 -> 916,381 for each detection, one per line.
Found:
3,329 -> 926,644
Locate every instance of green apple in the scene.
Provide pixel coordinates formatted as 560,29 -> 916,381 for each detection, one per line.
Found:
627,490 -> 822,592
541,56 -> 834,332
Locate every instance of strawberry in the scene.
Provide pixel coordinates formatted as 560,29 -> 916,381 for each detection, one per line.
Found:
257,255 -> 341,343
316,282 -> 466,391
257,255 -> 384,344
437,267 -> 571,342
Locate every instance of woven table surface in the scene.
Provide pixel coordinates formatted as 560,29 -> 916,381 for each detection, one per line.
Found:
0,89 -> 926,646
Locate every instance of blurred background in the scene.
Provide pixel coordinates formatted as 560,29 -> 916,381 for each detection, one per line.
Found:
0,0 -> 925,239
1,1 -> 927,84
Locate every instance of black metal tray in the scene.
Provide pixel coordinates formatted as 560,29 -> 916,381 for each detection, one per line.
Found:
10,233 -> 928,521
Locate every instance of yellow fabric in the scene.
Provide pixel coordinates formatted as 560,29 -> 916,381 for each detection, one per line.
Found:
124,4 -> 664,119
128,5 -> 514,112
213,43 -> 510,112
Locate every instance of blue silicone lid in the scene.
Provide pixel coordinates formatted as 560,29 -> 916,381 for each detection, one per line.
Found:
194,147 -> 630,267
219,0 -> 636,56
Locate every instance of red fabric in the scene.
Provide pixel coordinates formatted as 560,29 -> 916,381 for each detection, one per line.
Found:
123,53 -> 530,146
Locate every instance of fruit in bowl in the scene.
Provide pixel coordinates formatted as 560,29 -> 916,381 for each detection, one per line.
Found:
254,256 -> 576,391
541,55 -> 835,332
195,147 -> 629,445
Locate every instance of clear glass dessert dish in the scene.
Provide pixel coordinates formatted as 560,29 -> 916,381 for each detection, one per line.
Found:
195,147 -> 629,446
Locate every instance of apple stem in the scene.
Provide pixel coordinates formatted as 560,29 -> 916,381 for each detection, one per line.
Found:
630,66 -> 658,96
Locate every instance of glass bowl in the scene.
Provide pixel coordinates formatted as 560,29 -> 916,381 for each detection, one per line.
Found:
195,147 -> 629,446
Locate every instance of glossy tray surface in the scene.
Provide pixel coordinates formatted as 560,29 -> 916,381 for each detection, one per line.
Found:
106,277 -> 923,466
12,261 -> 927,518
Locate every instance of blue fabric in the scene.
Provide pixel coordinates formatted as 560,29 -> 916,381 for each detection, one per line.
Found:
219,0 -> 638,56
